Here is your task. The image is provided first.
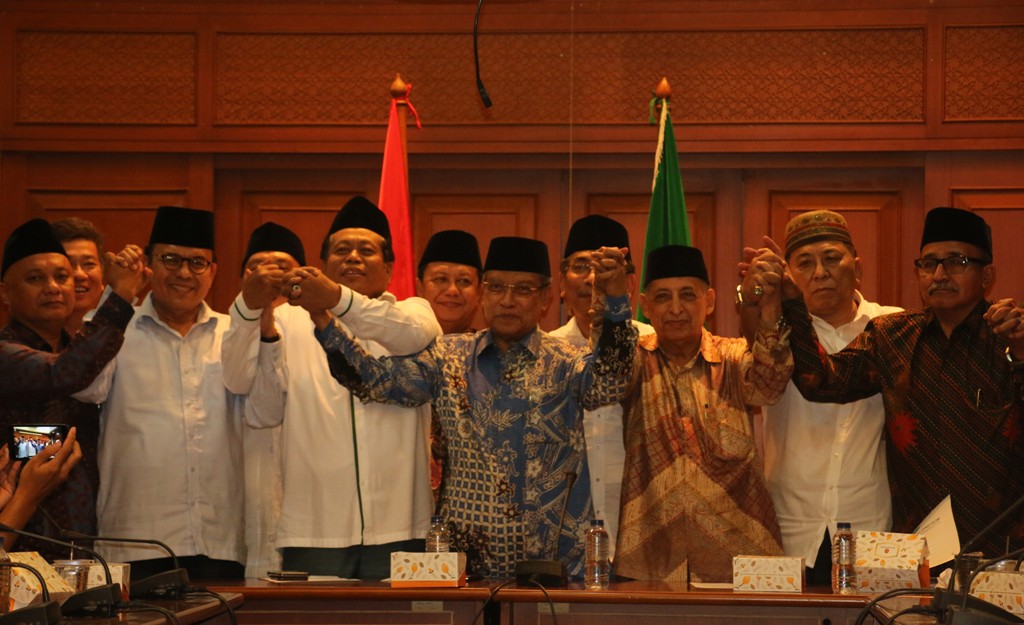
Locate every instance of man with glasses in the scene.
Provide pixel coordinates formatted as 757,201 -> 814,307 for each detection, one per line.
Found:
550,215 -> 653,558
229,197 -> 441,580
776,206 -> 1024,562
96,205 -> 248,580
290,236 -> 636,578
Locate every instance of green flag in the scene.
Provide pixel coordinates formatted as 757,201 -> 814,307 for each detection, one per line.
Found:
638,97 -> 691,321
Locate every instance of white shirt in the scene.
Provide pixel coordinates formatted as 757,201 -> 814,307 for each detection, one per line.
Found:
96,294 -> 245,564
550,315 -> 654,559
762,292 -> 902,564
222,287 -> 441,550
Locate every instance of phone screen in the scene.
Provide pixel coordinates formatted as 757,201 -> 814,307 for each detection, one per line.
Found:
9,425 -> 69,461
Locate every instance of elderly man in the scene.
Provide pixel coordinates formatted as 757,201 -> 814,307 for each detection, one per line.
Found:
748,210 -> 901,586
550,214 -> 653,557
778,206 -> 1024,560
615,245 -> 790,583
96,206 -> 246,580
51,218 -> 108,333
224,197 -> 440,580
0,218 -> 143,558
290,236 -> 636,578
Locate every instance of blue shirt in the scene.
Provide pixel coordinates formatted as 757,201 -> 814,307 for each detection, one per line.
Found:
316,295 -> 636,578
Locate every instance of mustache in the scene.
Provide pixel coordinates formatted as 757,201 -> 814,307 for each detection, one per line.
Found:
928,284 -> 958,295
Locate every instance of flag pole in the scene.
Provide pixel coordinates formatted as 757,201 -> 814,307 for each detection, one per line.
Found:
389,74 -> 410,176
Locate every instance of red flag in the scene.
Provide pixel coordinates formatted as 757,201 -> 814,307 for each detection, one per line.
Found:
378,94 -> 415,299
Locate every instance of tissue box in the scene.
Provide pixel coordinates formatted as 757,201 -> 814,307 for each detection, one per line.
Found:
8,552 -> 74,609
732,555 -> 805,592
970,571 -> 1024,616
390,552 -> 466,587
854,531 -> 929,593
80,562 -> 130,597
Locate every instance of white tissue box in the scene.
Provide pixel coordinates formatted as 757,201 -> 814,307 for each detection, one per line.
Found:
733,555 -> 805,592
390,551 -> 466,587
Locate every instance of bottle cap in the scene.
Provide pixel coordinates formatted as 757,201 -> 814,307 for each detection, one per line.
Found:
431,515 -> 443,523
591,519 -> 604,526
837,522 -> 852,529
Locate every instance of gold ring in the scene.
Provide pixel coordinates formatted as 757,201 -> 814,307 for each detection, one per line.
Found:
753,284 -> 764,297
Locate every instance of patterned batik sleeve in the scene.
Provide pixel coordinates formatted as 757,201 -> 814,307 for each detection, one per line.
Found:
578,294 -> 638,411
315,317 -> 437,408
0,291 -> 134,398
782,297 -> 883,403
743,319 -> 793,406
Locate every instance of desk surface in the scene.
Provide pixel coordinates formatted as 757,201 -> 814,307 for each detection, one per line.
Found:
65,592 -> 243,625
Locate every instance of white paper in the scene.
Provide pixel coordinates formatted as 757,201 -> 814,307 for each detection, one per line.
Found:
914,494 -> 960,566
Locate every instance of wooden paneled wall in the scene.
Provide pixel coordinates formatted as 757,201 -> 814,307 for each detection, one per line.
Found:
2,0 -> 1023,336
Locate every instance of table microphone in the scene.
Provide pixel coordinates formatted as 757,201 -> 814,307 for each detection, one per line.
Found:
514,470 -> 577,587
930,490 -> 1024,625
0,561 -> 62,625
60,529 -> 190,600
0,522 -> 120,617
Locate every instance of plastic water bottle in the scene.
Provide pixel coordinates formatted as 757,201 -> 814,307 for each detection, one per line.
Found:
0,537 -> 10,614
425,515 -> 450,552
585,519 -> 610,590
831,522 -> 857,595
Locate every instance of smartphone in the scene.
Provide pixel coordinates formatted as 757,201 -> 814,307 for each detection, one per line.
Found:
267,570 -> 309,581
9,424 -> 70,461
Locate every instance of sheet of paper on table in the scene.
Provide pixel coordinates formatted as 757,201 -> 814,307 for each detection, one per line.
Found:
913,494 -> 959,566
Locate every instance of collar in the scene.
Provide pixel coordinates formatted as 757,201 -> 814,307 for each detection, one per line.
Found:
0,318 -> 69,352
924,298 -> 990,334
136,293 -> 217,332
640,327 -> 719,366
477,326 -> 543,359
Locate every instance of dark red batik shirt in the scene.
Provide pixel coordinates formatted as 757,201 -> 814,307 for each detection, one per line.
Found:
783,298 -> 1024,559
0,292 -> 133,559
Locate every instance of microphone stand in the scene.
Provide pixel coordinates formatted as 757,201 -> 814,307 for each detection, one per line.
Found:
60,529 -> 191,600
0,522 -> 120,617
514,471 -> 577,587
0,562 -> 62,625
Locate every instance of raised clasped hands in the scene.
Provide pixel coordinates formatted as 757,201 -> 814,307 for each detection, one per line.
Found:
105,243 -> 150,302
984,298 -> 1024,360
738,236 -> 799,306
590,246 -> 629,300
242,258 -> 290,310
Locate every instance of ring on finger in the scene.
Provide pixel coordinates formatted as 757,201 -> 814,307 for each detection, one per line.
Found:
753,284 -> 764,297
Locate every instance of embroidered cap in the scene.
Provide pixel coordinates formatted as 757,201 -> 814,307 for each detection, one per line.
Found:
784,210 -> 853,259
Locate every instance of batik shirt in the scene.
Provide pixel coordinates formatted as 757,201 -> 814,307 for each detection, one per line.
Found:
783,298 -> 1024,558
316,295 -> 637,578
616,327 -> 791,583
0,293 -> 134,559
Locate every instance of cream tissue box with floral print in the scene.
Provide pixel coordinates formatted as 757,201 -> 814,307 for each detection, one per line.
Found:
7,552 -> 74,609
970,570 -> 1024,616
390,551 -> 466,587
732,555 -> 804,592
854,531 -> 930,593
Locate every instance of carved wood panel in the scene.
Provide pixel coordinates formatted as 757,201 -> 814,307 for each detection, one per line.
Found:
945,26 -> 1024,121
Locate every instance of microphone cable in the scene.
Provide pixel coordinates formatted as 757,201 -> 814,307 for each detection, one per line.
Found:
119,602 -> 183,625
852,587 -> 937,625
520,576 -> 560,625
185,588 -> 238,625
472,0 -> 492,108
470,579 -> 515,625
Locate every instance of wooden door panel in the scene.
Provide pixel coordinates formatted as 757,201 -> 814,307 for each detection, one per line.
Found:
951,190 -> 1024,301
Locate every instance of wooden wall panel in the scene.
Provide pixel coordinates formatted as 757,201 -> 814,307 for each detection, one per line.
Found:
945,26 -> 1024,121
950,193 -> 1024,302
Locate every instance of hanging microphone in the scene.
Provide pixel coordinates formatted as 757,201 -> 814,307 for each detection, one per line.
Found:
60,529 -> 191,600
0,562 -> 62,625
472,0 -> 493,108
0,522 -> 120,617
514,470 -> 577,586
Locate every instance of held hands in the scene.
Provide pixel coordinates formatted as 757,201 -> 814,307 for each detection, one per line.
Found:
282,267 -> 340,329
242,258 -> 290,310
738,236 -> 800,305
105,244 -> 150,303
984,298 -> 1024,360
590,247 -> 629,299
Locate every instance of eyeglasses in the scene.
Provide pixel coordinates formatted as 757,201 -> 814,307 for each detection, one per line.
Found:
157,253 -> 213,275
482,281 -> 546,298
566,261 -> 593,276
913,255 -> 988,275
426,276 -> 477,291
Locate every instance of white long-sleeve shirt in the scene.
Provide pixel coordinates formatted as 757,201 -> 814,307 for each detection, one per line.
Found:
762,292 -> 902,564
222,287 -> 440,550
549,315 -> 654,559
96,294 -> 245,564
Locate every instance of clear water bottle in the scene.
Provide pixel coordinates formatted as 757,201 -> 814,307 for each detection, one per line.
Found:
584,519 -> 610,590
831,522 -> 857,595
425,515 -> 450,553
0,537 -> 10,614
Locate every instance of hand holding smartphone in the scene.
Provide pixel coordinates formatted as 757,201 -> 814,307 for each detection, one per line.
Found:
8,424 -> 70,461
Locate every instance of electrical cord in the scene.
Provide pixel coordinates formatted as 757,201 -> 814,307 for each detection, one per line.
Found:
120,602 -> 183,625
472,0 -> 492,107
471,579 -> 516,625
853,587 -> 936,625
185,587 -> 238,625
522,576 -> 559,625
884,605 -> 939,625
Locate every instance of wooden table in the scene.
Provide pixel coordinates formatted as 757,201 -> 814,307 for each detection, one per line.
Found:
206,579 -> 872,625
64,592 -> 244,625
